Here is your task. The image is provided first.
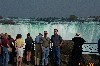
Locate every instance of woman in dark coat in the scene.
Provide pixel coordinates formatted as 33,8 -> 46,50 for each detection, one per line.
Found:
25,33 -> 33,65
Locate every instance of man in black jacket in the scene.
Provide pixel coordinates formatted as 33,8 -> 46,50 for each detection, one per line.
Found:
71,33 -> 86,66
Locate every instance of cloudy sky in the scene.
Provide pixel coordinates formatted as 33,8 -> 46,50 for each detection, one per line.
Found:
0,0 -> 100,18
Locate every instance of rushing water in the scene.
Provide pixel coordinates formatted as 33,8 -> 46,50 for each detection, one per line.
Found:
0,21 -> 100,54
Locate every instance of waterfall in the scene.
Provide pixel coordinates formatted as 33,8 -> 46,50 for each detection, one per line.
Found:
0,22 -> 100,42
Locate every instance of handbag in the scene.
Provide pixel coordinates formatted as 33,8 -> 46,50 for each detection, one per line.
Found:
8,47 -> 12,52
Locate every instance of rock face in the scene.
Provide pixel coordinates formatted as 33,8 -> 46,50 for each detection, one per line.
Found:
82,54 -> 100,66
49,40 -> 100,66
60,40 -> 74,66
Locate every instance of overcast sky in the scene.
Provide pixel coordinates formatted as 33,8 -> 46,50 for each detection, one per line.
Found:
0,0 -> 100,18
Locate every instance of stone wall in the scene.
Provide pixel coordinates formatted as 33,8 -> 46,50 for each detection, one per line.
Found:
49,40 -> 100,66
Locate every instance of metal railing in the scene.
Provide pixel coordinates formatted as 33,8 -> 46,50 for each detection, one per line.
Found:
82,43 -> 98,54
30,41 -> 99,54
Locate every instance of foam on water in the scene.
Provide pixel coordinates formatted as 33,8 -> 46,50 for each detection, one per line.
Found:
0,21 -> 100,54
0,22 -> 100,42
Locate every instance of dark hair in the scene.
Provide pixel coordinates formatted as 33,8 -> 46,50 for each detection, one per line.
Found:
16,34 -> 22,39
27,33 -> 31,38
5,33 -> 7,34
27,33 -> 30,36
8,35 -> 12,39
44,31 -> 47,33
54,29 -> 58,32
16,35 -> 18,39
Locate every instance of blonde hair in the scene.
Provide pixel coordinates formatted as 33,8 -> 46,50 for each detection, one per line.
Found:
2,33 -> 8,38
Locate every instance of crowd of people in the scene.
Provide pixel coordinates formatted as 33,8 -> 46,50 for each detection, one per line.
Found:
0,29 -> 87,66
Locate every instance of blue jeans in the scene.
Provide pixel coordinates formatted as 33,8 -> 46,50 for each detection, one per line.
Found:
52,46 -> 60,66
2,47 -> 9,66
42,47 -> 49,66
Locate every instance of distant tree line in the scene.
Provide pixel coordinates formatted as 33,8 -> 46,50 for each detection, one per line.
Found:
0,15 -> 100,22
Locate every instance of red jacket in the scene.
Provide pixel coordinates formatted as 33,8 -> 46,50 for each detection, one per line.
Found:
2,38 -> 9,47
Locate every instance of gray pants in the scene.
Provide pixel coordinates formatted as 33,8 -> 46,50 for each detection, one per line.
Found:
35,44 -> 41,65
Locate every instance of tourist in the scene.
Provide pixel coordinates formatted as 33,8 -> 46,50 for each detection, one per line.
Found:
51,29 -> 63,66
25,33 -> 34,65
71,33 -> 86,66
8,35 -> 15,64
35,33 -> 43,66
2,33 -> 10,66
41,31 -> 50,66
15,34 -> 24,66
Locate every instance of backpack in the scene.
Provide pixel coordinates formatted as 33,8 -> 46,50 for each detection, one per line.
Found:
35,36 -> 41,43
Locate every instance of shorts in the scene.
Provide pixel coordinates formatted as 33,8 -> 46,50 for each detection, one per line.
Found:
17,47 -> 23,57
25,45 -> 32,52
